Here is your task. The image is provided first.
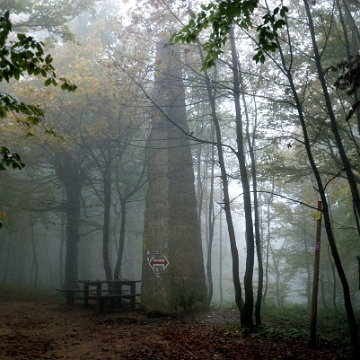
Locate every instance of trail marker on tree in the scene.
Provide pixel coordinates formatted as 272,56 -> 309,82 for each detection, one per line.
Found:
309,201 -> 322,348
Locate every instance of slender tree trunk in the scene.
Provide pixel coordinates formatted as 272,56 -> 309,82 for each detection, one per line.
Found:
59,190 -> 66,287
320,274 -> 328,309
63,179 -> 82,288
303,3 -> 360,354
30,217 -> 38,288
341,0 -> 360,133
273,8 -> 360,352
219,206 -> 224,306
304,1 -> 360,219
336,0 -> 360,132
262,186 -> 273,304
269,243 -> 282,307
114,197 -> 127,280
197,41 -> 243,312
328,244 -> 337,310
240,61 -> 263,325
206,133 -> 216,305
55,153 -> 84,289
302,211 -> 312,311
3,234 -> 11,283
113,149 -> 146,280
102,150 -> 113,282
230,27 -> 255,329
196,127 -> 205,221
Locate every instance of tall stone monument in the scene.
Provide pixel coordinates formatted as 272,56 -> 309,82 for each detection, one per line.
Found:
141,41 -> 207,314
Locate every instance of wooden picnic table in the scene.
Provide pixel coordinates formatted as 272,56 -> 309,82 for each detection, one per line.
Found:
56,279 -> 141,311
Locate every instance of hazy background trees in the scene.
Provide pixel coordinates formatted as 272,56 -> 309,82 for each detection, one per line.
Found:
1,0 -> 360,332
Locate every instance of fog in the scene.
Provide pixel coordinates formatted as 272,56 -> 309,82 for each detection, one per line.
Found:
1,0 -> 360,316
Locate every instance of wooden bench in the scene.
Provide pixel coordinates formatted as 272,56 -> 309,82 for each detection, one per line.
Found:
55,288 -> 85,306
88,293 -> 141,312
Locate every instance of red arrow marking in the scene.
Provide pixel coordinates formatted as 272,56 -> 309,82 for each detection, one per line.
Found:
149,256 -> 169,270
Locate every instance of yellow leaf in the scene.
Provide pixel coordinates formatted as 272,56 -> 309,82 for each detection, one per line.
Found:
314,211 -> 321,221
0,211 -> 8,220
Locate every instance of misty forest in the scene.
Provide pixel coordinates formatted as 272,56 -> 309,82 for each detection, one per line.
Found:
1,0 -> 360,359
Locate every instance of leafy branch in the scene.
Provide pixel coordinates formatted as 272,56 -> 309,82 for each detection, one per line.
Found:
325,54 -> 360,121
171,0 -> 288,70
0,10 -> 77,171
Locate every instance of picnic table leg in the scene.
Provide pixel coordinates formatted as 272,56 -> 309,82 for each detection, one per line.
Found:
130,283 -> 135,309
84,284 -> 89,307
96,283 -> 102,297
67,291 -> 75,306
96,283 -> 102,311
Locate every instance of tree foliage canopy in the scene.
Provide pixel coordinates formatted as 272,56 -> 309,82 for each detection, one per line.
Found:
0,10 -> 77,171
171,0 -> 288,69
2,0 -> 96,43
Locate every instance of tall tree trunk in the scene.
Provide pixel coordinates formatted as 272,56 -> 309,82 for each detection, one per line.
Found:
54,152 -> 84,289
269,242 -> 282,307
303,3 -> 360,354
230,27 -> 255,329
240,59 -> 263,325
197,41 -> 244,312
206,133 -> 216,305
59,189 -> 66,287
262,182 -> 274,304
302,211 -> 312,311
113,149 -> 146,280
328,245 -> 338,310
114,197 -> 127,280
63,173 -> 82,288
341,0 -> 360,133
274,8 -> 360,353
102,150 -> 113,281
304,1 -> 360,220
196,126 -> 205,221
336,0 -> 360,132
3,233 -> 11,283
219,206 -> 224,306
30,217 -> 38,288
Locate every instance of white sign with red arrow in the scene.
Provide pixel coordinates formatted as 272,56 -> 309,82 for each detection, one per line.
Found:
149,255 -> 169,271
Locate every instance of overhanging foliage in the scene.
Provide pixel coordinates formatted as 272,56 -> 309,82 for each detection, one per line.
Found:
0,10 -> 76,171
171,0 -> 288,70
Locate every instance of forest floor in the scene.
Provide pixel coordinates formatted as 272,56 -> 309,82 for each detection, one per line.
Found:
0,292 -> 354,359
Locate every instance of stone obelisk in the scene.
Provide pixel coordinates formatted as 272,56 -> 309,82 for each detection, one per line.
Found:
141,41 -> 207,314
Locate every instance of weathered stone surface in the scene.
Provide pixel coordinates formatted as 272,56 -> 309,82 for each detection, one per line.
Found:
141,41 -> 207,314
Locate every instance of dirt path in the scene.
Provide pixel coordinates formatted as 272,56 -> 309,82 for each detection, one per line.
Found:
0,296 -> 353,359
0,298 -> 164,359
0,296 -> 237,359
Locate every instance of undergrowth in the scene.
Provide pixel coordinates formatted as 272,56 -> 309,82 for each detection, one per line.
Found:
221,303 -> 359,345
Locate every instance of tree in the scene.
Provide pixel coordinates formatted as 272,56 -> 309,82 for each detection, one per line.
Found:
2,0 -> 96,43
0,0 -> 99,172
0,9 -> 78,230
262,2 -> 360,354
0,10 -> 76,172
170,0 -> 289,328
171,0 -> 288,69
173,2 -> 360,355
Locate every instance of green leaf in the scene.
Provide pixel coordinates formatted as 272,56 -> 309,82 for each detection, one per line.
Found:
17,33 -> 26,41
280,6 -> 289,17
45,54 -> 53,64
